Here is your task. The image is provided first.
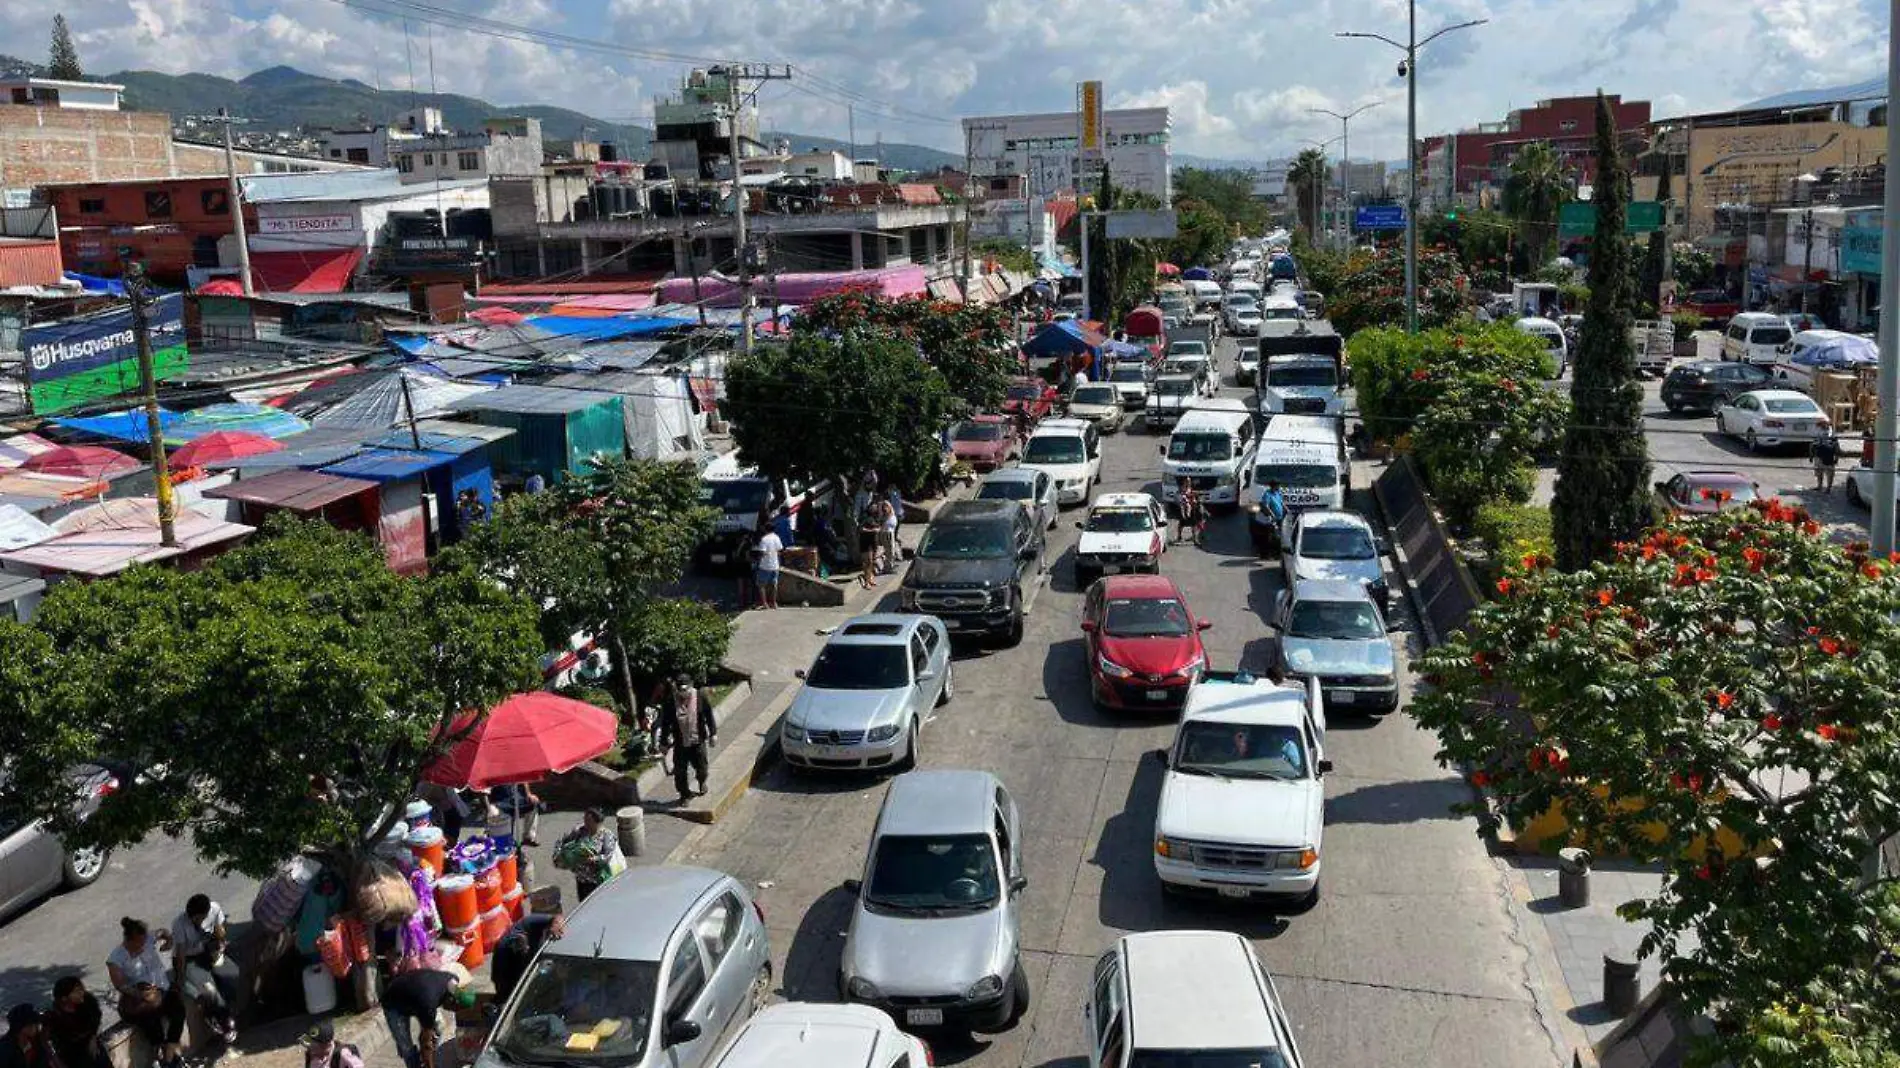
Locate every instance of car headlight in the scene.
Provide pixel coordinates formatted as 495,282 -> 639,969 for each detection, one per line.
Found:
1154,835 -> 1187,860
1174,654 -> 1205,679
989,586 -> 1012,607
781,722 -> 806,743
847,976 -> 882,1001
1276,848 -> 1320,871
1097,653 -> 1133,678
865,724 -> 900,743
965,975 -> 1004,1001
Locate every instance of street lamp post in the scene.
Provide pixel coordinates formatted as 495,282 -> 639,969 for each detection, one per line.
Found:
1339,3 -> 1487,333
1300,136 -> 1344,251
1795,172 -> 1820,316
1310,103 -> 1383,253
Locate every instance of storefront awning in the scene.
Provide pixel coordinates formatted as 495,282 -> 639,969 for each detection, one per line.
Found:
248,248 -> 365,294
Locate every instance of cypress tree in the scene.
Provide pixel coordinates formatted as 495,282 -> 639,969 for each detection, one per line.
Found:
48,15 -> 83,81
1552,92 -> 1653,570
1639,165 -> 1672,312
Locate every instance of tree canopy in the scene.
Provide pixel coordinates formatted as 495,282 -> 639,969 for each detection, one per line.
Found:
0,516 -> 544,878
1323,245 -> 1475,337
47,15 -> 82,81
1502,140 -> 1570,269
792,291 -> 1016,411
1288,149 -> 1330,243
1171,167 -> 1273,238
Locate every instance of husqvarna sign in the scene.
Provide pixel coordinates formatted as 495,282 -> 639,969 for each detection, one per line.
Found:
21,293 -> 187,413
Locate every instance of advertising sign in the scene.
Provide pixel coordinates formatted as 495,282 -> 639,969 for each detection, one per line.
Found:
1843,218 -> 1882,276
21,294 -> 188,414
1104,210 -> 1178,240
1079,81 -> 1104,163
1355,205 -> 1406,231
257,213 -> 356,234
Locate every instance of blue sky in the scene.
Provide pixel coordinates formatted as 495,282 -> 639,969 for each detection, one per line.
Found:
16,0 -> 1893,161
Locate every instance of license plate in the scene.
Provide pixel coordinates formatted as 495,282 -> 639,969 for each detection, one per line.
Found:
709,553 -> 727,564
1791,421 -> 1810,431
1332,690 -> 1358,704
906,1008 -> 943,1027
942,618 -> 963,629
1104,565 -> 1122,575
1146,689 -> 1169,701
1217,886 -> 1250,899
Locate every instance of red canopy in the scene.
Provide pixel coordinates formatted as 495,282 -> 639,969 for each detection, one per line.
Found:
1156,263 -> 1182,276
21,444 -> 139,479
423,693 -> 618,790
469,306 -> 527,326
196,278 -> 245,296
169,430 -> 284,468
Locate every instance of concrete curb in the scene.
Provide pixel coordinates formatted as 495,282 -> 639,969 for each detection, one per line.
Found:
633,676 -> 754,803
672,682 -> 799,825
1366,463 -> 1442,648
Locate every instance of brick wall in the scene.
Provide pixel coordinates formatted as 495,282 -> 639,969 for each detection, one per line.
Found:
0,105 -> 176,189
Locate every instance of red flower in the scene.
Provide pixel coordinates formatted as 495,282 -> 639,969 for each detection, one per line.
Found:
1742,547 -> 1766,572
1470,771 -> 1492,788
1694,863 -> 1715,881
1802,520 -> 1821,536
1596,589 -> 1614,606
1641,545 -> 1658,561
1762,714 -> 1784,731
1696,568 -> 1717,584
1496,578 -> 1514,596
1499,378 -> 1518,392
1471,651 -> 1488,667
1545,625 -> 1560,639
1410,368 -> 1430,381
1816,723 -> 1841,741
1709,690 -> 1735,710
1806,625 -> 1821,636
1864,563 -> 1883,580
1819,636 -> 1843,656
1889,551 -> 1900,564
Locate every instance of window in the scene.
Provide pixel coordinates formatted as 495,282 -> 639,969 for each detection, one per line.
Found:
664,939 -> 707,1020
200,188 -> 229,215
458,151 -> 480,170
806,644 -> 911,690
143,191 -> 173,218
396,155 -> 415,174
993,805 -> 1013,876
909,634 -> 929,677
346,147 -> 370,163
918,623 -> 940,658
692,892 -> 744,969
329,149 -> 343,158
423,153 -> 435,166
77,197 -> 105,214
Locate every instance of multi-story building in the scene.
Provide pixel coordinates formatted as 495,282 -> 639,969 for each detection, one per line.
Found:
652,66 -> 765,181
1334,160 -> 1387,203
42,175 -> 256,284
1421,95 -> 1651,208
963,108 -> 1172,202
389,117 -> 543,185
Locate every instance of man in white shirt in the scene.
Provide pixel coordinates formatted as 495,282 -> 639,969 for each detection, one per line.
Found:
753,516 -> 783,610
170,895 -> 239,1043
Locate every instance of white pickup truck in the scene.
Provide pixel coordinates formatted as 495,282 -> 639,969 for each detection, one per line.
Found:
1630,319 -> 1676,377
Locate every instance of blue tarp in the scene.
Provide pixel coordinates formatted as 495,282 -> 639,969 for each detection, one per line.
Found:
64,271 -> 128,296
320,448 -> 458,482
387,335 -> 435,355
1181,267 -> 1212,281
54,408 -> 183,444
1788,331 -> 1879,370
1038,255 -> 1080,280
523,315 -> 695,341
166,403 -> 311,443
1023,320 -> 1097,358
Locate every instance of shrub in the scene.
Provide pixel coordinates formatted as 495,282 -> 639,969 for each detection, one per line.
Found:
1327,246 -> 1475,337
1671,311 -> 1704,339
1471,502 -> 1553,559
617,596 -> 733,699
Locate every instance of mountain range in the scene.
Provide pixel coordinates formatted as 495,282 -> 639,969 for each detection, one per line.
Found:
0,57 -> 966,174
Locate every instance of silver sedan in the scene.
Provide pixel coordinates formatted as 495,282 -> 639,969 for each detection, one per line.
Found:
781,615 -> 953,773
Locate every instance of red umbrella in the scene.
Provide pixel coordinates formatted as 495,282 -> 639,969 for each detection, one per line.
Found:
21,444 -> 139,479
1156,262 -> 1182,276
196,278 -> 245,296
169,430 -> 284,468
423,692 -> 619,790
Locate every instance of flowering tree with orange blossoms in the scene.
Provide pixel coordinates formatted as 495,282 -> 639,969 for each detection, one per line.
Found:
1412,499 -> 1900,1064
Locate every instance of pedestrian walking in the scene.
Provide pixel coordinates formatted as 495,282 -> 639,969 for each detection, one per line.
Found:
658,673 -> 718,799
552,809 -> 619,902
169,894 -> 239,1045
0,1005 -> 56,1068
857,501 -> 881,590
487,782 -> 542,846
105,918 -> 186,1068
753,518 -> 783,610
879,488 -> 902,574
1812,429 -> 1841,491
380,967 -> 471,1068
42,978 -> 107,1068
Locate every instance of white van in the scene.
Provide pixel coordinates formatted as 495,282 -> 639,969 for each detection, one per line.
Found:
1020,417 -> 1102,505
1514,316 -> 1568,378
1257,353 -> 1343,417
1086,931 -> 1307,1068
1723,312 -> 1795,366
1183,279 -> 1223,309
1227,279 -> 1263,302
1160,399 -> 1257,507
1248,415 -> 1347,553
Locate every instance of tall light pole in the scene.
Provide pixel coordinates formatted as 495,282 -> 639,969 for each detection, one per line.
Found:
1340,4 -> 1487,333
1310,103 -> 1383,253
1872,0 -> 1900,560
1299,136 -> 1343,249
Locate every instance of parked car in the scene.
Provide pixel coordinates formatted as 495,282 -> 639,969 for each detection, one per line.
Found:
899,499 -> 1044,646
1080,575 -> 1209,712
708,1003 -> 929,1068
1652,470 -> 1759,516
1280,510 -> 1388,610
1714,389 -> 1831,451
1168,338 -> 1212,359
948,416 -> 1019,472
1067,384 -> 1127,433
1661,360 -> 1774,413
1846,464 -> 1900,510
782,615 -> 951,774
0,765 -> 116,923
1001,378 -> 1058,425
1151,672 -> 1328,904
1085,931 -> 1308,1068
1073,494 -> 1168,586
479,866 -> 771,1068
974,468 -> 1057,533
1721,312 -> 1795,366
1019,418 -> 1102,506
1680,290 -> 1741,327
841,770 -> 1029,1035
1271,578 -> 1399,714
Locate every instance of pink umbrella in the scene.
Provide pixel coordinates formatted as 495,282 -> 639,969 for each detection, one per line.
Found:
21,444 -> 139,479
423,692 -> 619,790
169,430 -> 284,468
470,306 -> 528,326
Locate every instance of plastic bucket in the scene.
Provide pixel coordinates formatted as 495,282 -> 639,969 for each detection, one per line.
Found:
406,827 -> 447,876
434,875 -> 478,930
501,885 -> 525,922
448,923 -> 483,968
473,867 -> 503,913
478,906 -> 510,952
495,852 -> 518,894
302,962 -> 338,1015
404,800 -> 435,827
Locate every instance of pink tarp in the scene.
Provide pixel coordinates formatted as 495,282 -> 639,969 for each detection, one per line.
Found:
0,497 -> 254,577
654,266 -> 929,308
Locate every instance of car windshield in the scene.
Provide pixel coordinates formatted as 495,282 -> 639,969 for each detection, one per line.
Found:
1156,379 -> 1196,397
1024,437 -> 1086,464
1103,597 -> 1192,638
1130,1051 -> 1293,1068
1263,307 -> 1301,320
864,834 -> 1000,914
1169,434 -> 1232,461
1111,366 -> 1148,383
698,480 -> 769,515
1300,525 -> 1376,560
1171,342 -> 1209,355
1752,327 -> 1793,346
1287,599 -> 1383,640
1256,462 -> 1336,489
976,481 -> 1032,502
953,423 -> 1004,442
1236,346 -> 1260,362
1175,722 -> 1308,780
1087,509 -> 1154,533
805,643 -> 910,690
1267,365 -> 1337,388
917,522 -> 1013,559
490,956 -> 658,1067
1764,397 -> 1820,414
1007,384 -> 1043,401
1074,386 -> 1120,406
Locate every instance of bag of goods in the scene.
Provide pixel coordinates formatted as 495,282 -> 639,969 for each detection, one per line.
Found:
316,925 -> 351,979
352,857 -> 418,925
253,856 -> 319,933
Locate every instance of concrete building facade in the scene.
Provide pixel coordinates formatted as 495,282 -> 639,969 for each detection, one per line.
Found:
963,107 -> 1173,202
1422,94 -> 1651,208
390,117 -> 544,185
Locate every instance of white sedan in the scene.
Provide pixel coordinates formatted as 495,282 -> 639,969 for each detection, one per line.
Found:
1846,464 -> 1900,510
1714,389 -> 1831,451
1231,308 -> 1263,336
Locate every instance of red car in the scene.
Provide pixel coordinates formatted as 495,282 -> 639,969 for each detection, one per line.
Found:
1080,575 -> 1211,711
949,415 -> 1020,471
1653,470 -> 1759,516
1002,377 -> 1058,425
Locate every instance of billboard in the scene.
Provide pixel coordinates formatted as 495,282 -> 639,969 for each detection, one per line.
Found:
1079,81 -> 1104,163
257,214 -> 356,234
1105,210 -> 1178,240
20,294 -> 188,414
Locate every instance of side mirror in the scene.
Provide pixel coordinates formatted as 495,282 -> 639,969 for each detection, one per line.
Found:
916,670 -> 938,682
1197,619 -> 1213,631
1653,481 -> 1667,493
1157,444 -> 1166,456
1010,874 -> 1029,893
794,668 -> 807,680
1318,759 -> 1335,776
664,1020 -> 702,1048
1375,537 -> 1390,556
1079,620 -> 1097,633
843,878 -> 862,895
1019,545 -> 1039,560
1151,747 -> 1169,766
1074,520 -> 1085,529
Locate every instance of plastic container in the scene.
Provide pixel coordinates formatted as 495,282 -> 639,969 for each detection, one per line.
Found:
447,923 -> 483,969
435,875 -> 478,930
501,885 -> 526,922
302,962 -> 339,1015
472,867 -> 503,913
495,852 -> 518,894
406,827 -> 447,876
477,905 -> 510,952
404,800 -> 435,827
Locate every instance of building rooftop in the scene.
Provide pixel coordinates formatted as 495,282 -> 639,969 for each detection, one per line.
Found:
239,169 -> 486,203
0,77 -> 124,92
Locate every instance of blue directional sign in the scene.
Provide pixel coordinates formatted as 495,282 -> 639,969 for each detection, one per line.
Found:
1355,205 -> 1407,231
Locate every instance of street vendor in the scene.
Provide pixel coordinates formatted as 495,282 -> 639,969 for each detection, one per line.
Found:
552,809 -> 618,902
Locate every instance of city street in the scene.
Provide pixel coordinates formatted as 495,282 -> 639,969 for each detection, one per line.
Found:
670,342 -> 1572,1068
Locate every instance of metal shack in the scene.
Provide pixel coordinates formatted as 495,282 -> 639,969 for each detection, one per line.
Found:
445,385 -> 625,486
317,449 -> 459,575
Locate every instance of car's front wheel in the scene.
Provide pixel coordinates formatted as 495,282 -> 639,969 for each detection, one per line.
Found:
1848,477 -> 1866,507
898,720 -> 920,772
63,846 -> 106,889
936,662 -> 955,706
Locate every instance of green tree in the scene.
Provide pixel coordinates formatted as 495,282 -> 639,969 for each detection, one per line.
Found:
1551,92 -> 1652,570
1412,503 -> 1900,1066
1673,242 -> 1715,291
447,456 -> 718,719
1162,198 -> 1230,271
971,238 -> 1035,274
47,15 -> 82,81
1172,167 -> 1271,236
1502,141 -> 1570,269
793,291 -> 1015,410
723,331 -> 953,494
0,516 -> 543,877
1082,170 -> 1161,325
1639,166 -> 1673,313
1288,149 -> 1330,243
1325,245 -> 1474,337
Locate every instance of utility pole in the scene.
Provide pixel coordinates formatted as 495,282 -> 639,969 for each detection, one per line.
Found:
125,263 -> 177,548
722,64 -> 791,357
1871,1 -> 1900,558
848,104 -> 856,166
1340,3 -> 1487,332
1311,104 -> 1382,254
962,121 -> 975,291
217,108 -> 254,296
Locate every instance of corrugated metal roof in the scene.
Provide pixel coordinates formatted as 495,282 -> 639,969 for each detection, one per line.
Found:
240,170 -> 486,204
1740,79 -> 1886,111
446,384 -> 620,416
320,448 -> 458,481
204,469 -> 379,511
362,424 -> 514,456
